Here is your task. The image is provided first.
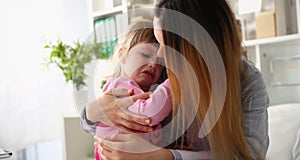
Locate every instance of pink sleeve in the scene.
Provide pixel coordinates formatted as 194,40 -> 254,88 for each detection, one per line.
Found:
128,79 -> 172,126
109,77 -> 144,95
101,78 -> 113,93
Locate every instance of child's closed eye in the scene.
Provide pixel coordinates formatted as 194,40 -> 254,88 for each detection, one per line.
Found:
140,52 -> 152,58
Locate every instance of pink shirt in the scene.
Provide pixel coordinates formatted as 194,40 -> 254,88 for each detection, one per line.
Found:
96,76 -> 172,145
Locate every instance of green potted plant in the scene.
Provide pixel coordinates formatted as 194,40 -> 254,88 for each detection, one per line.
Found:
43,38 -> 114,90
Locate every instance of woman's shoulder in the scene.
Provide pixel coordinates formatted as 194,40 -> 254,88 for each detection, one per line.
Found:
242,56 -> 261,78
241,56 -> 269,111
241,56 -> 265,87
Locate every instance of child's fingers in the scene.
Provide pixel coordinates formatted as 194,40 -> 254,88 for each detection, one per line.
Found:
131,92 -> 151,102
106,88 -> 132,97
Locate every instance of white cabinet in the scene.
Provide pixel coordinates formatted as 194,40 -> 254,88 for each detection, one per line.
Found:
63,116 -> 94,160
228,0 -> 300,105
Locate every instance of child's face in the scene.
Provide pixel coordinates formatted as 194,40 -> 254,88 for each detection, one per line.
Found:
122,43 -> 164,90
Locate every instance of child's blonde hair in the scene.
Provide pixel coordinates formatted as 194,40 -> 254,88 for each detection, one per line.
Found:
112,20 -> 159,78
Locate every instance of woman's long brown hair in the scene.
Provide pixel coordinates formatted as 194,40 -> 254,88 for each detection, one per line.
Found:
154,0 -> 261,159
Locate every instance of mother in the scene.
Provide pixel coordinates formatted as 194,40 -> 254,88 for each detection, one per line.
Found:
81,0 -> 269,159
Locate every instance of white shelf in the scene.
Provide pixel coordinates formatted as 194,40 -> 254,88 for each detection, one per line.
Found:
243,34 -> 300,47
93,6 -> 124,20
63,117 -> 94,160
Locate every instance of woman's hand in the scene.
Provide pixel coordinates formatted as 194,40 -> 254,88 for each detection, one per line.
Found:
94,134 -> 173,160
86,88 -> 154,132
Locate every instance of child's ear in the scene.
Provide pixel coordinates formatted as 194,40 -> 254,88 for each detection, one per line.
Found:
118,47 -> 127,63
118,47 -> 126,58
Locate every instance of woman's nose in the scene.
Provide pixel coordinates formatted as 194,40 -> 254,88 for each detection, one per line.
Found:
157,46 -> 164,58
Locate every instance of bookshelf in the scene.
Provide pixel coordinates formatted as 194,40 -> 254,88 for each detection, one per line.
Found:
227,0 -> 300,105
92,5 -> 125,20
86,0 -> 129,58
88,0 -> 156,42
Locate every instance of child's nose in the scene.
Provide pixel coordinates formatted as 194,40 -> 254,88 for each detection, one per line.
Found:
148,57 -> 164,68
148,61 -> 159,68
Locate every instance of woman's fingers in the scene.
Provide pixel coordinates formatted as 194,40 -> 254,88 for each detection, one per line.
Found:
94,138 -> 110,160
99,134 -> 160,153
98,88 -> 153,132
117,118 -> 153,132
101,148 -> 112,160
96,134 -> 127,151
94,141 -> 99,148
99,138 -> 120,151
114,120 -> 149,133
121,108 -> 151,123
115,97 -> 136,109
116,110 -> 153,132
103,109 -> 152,132
95,134 -> 164,160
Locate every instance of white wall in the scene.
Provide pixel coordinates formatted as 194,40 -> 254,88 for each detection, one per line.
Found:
0,0 -> 91,155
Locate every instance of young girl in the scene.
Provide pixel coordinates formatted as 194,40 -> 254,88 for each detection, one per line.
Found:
93,21 -> 172,160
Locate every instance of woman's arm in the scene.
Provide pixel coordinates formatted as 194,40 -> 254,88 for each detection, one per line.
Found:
80,88 -> 154,133
170,150 -> 211,160
95,134 -> 174,160
95,134 -> 212,160
241,58 -> 269,158
80,107 -> 97,135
